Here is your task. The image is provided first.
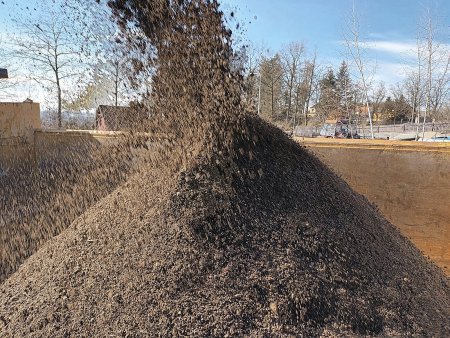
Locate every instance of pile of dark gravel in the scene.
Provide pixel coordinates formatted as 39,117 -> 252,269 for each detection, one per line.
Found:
0,116 -> 449,337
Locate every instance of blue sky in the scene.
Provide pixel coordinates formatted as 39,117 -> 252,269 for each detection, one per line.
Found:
1,0 -> 449,101
221,0 -> 450,85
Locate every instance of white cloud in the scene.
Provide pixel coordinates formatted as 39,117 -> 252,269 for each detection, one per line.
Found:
364,39 -> 450,61
372,62 -> 415,86
364,40 -> 418,59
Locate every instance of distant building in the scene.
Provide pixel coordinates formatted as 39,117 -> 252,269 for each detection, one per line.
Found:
95,105 -> 148,131
355,104 -> 370,115
308,105 -> 317,115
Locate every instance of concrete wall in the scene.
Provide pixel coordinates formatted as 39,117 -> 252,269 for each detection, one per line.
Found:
0,102 -> 40,171
298,138 -> 450,275
34,129 -> 124,167
0,102 -> 40,142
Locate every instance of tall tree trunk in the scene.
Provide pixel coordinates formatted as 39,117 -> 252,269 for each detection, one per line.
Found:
54,45 -> 62,129
114,61 -> 119,107
304,52 -> 317,127
303,103 -> 308,126
422,15 -> 433,141
57,81 -> 62,128
271,82 -> 275,120
287,89 -> 292,125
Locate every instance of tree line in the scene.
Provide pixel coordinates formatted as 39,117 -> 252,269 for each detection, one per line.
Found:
240,6 -> 449,134
0,0 -> 148,128
241,44 -> 449,131
0,1 -> 448,132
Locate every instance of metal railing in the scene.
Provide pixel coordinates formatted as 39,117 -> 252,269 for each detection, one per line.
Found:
294,122 -> 450,138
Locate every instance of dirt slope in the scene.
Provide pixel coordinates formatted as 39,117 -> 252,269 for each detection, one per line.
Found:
0,117 -> 449,337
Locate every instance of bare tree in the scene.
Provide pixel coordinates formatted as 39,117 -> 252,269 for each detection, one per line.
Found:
260,54 -> 283,121
416,8 -> 450,139
411,30 -> 425,139
343,3 -> 375,138
67,0 -> 152,110
5,0 -> 134,125
422,9 -> 434,139
299,49 -> 318,126
281,42 -> 304,125
241,43 -> 266,111
429,54 -> 450,116
403,70 -> 423,123
98,43 -> 134,107
8,4 -> 84,128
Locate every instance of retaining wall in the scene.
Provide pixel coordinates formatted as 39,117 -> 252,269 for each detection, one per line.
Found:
34,129 -> 124,167
298,137 -> 450,275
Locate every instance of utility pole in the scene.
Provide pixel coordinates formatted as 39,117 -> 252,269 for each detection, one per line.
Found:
257,70 -> 262,115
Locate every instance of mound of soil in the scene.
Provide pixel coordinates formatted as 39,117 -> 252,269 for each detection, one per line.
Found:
1,0 -> 448,336
0,116 -> 449,337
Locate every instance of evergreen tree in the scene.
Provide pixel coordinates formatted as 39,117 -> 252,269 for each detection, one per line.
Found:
317,68 -> 339,121
383,95 -> 412,123
394,95 -> 412,122
383,96 -> 395,122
